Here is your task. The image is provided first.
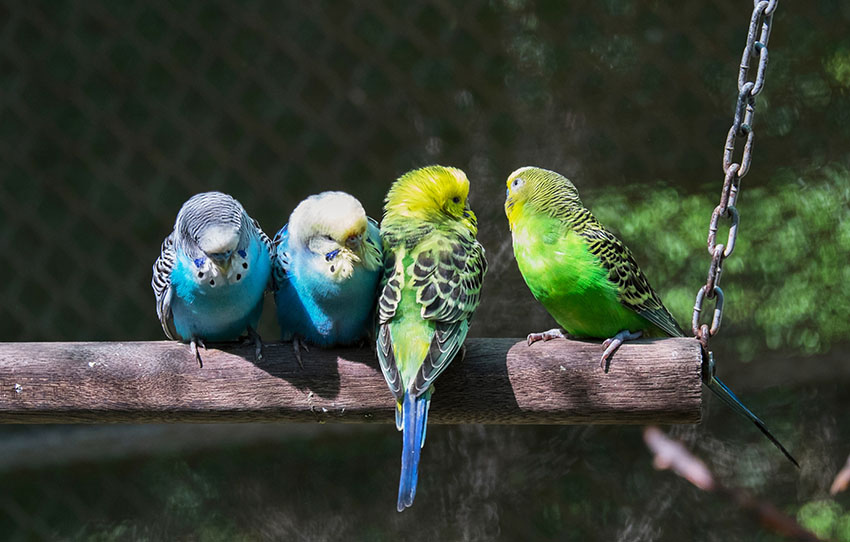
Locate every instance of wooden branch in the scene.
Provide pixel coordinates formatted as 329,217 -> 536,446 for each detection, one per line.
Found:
0,338 -> 702,424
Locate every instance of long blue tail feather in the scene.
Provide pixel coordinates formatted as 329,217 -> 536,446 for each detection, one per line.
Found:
706,374 -> 799,468
397,390 -> 430,511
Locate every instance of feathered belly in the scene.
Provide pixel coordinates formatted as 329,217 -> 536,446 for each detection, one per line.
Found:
278,267 -> 379,346
514,227 -> 645,339
170,241 -> 271,341
171,283 -> 265,341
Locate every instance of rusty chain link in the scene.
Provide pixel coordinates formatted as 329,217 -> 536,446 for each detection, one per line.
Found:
692,0 -> 778,350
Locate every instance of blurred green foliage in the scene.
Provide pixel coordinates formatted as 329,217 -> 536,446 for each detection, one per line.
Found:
826,48 -> 850,88
798,499 -> 850,541
591,163 -> 850,361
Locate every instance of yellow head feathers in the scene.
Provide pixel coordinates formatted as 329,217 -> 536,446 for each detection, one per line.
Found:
504,166 -> 583,229
384,165 -> 476,230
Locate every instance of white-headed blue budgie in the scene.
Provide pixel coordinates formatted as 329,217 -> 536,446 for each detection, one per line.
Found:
152,191 -> 273,366
272,191 -> 382,365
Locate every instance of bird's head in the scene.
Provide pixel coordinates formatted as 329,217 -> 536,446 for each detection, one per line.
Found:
504,166 -> 582,230
289,191 -> 382,282
197,224 -> 240,272
177,191 -> 252,288
384,165 -> 477,233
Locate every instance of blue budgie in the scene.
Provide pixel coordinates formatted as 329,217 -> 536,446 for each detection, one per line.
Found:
273,191 -> 382,365
152,191 -> 273,366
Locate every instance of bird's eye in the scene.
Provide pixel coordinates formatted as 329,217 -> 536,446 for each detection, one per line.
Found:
512,177 -> 524,189
452,196 -> 460,204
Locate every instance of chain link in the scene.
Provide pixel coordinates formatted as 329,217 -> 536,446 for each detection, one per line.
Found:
692,0 -> 777,349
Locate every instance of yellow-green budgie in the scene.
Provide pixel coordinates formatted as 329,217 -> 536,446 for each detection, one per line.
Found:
505,166 -> 797,467
377,165 -> 487,511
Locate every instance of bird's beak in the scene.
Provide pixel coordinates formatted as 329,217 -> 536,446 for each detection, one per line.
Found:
210,251 -> 232,273
214,260 -> 231,274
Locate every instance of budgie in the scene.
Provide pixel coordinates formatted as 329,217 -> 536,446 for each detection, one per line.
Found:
504,166 -> 798,467
376,165 -> 487,511
152,191 -> 273,367
272,191 -> 383,364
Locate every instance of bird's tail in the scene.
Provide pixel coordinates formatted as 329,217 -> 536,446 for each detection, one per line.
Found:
705,373 -> 799,467
397,389 -> 431,512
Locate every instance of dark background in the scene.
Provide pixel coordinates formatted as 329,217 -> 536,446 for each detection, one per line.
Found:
1,1 -> 849,540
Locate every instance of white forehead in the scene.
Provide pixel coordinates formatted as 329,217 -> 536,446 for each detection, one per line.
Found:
289,191 -> 367,239
299,191 -> 364,216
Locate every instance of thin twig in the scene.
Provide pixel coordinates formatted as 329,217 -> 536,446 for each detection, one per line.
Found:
643,426 -> 821,542
830,454 -> 850,496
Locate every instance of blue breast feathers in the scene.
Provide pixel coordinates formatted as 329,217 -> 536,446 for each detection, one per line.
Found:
170,234 -> 271,342
273,220 -> 381,346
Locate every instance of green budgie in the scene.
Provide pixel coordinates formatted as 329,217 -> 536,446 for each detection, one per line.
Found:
504,166 -> 797,467
377,165 -> 487,510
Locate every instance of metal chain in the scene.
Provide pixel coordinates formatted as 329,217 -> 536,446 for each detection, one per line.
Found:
692,0 -> 778,350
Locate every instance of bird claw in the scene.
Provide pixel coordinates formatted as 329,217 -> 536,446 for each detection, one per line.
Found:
527,328 -> 566,346
243,326 -> 264,362
292,337 -> 309,369
600,330 -> 642,373
190,337 -> 206,368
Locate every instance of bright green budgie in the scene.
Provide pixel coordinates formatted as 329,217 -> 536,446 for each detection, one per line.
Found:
377,165 -> 487,511
505,166 -> 798,467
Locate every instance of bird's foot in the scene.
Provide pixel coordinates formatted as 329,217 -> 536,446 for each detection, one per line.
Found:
190,337 -> 206,368
527,328 -> 567,346
600,330 -> 643,373
292,337 -> 309,369
459,344 -> 467,362
243,326 -> 264,362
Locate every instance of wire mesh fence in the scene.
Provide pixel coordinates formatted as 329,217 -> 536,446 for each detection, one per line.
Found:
5,0 -> 846,343
2,1 -> 850,539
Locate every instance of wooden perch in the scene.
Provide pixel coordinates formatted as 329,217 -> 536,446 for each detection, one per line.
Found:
0,338 -> 702,424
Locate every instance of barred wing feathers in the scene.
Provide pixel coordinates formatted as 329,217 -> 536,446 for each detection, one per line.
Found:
271,224 -> 290,292
152,232 -> 178,340
377,227 -> 487,401
578,224 -> 683,338
251,217 -> 275,292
